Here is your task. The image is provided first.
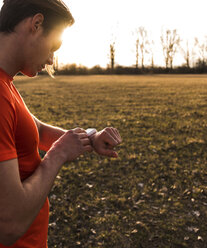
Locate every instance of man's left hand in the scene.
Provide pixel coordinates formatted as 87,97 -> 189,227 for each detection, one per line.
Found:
90,127 -> 122,158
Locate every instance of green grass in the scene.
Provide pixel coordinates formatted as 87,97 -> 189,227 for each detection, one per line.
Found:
14,74 -> 207,248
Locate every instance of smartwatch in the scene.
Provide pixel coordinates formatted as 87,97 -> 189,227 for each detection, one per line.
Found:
86,128 -> 97,137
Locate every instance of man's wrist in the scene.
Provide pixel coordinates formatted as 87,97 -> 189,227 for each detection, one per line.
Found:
86,128 -> 97,147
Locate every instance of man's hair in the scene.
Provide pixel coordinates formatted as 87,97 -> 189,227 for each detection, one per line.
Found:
0,0 -> 75,33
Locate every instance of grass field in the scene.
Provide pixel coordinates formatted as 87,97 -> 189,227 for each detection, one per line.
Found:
14,74 -> 207,248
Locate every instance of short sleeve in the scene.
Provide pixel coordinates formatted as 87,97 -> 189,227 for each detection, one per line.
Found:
0,82 -> 17,162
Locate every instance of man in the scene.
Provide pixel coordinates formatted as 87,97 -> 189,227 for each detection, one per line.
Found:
0,0 -> 122,247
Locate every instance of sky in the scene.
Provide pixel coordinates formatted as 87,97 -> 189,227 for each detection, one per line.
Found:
0,0 -> 207,67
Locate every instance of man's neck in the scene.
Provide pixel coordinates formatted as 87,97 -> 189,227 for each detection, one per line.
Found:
0,32 -> 23,78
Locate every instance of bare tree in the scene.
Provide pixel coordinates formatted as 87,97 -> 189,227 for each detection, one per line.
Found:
194,37 -> 207,67
180,40 -> 191,68
135,38 -> 139,69
133,27 -> 149,69
184,41 -> 190,68
148,40 -> 155,68
110,42 -> 115,71
139,27 -> 149,68
191,44 -> 197,68
161,29 -> 180,69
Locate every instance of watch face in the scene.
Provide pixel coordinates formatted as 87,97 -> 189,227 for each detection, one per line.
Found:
86,128 -> 97,137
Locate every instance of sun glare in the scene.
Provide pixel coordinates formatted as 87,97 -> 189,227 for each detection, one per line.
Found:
56,0 -> 207,68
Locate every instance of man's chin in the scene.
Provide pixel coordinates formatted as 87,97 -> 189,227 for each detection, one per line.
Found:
20,70 -> 38,77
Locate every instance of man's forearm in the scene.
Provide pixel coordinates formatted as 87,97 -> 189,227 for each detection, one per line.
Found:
21,147 -> 64,231
37,120 -> 66,151
0,149 -> 64,245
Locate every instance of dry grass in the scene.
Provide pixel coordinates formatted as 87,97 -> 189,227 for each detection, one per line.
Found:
14,74 -> 207,248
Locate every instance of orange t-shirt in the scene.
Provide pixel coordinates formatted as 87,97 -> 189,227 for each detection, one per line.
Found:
0,68 -> 49,248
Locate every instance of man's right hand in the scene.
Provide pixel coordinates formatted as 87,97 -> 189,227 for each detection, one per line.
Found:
48,128 -> 93,164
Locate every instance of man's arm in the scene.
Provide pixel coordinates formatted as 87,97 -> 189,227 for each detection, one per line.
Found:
33,115 -> 66,151
33,116 -> 122,157
0,128 -> 92,246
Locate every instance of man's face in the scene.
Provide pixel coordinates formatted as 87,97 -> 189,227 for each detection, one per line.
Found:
21,25 -> 63,77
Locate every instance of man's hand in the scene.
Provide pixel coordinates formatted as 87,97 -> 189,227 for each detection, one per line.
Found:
90,127 -> 122,158
48,128 -> 93,164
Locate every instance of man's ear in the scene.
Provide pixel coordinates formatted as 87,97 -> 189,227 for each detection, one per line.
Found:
31,13 -> 44,33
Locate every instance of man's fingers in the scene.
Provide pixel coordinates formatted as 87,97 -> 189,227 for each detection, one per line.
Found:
113,128 -> 122,143
84,145 -> 93,153
109,128 -> 122,144
102,131 -> 118,147
81,137 -> 91,146
103,128 -> 122,146
106,128 -> 119,143
73,127 -> 86,134
78,133 -> 88,139
81,136 -> 93,152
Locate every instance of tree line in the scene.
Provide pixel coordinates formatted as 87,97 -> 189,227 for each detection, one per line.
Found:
108,27 -> 207,71
45,27 -> 207,75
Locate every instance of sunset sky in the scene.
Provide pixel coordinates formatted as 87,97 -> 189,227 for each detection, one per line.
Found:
0,0 -> 207,67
